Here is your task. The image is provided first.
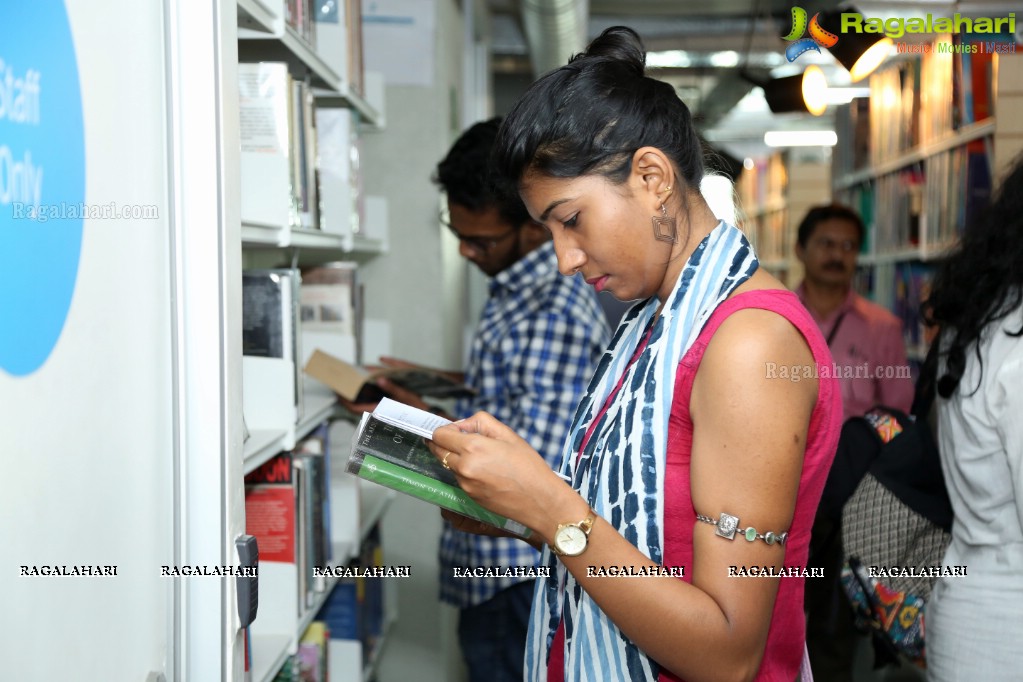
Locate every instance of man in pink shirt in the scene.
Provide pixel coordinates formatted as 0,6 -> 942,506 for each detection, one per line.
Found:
794,203 -> 914,422
794,203 -> 914,681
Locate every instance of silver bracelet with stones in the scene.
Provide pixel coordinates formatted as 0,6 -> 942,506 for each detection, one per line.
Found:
695,512 -> 788,546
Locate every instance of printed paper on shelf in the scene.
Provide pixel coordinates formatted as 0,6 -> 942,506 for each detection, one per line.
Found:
315,108 -> 360,236
243,268 -> 304,418
245,486 -> 296,563
245,453 -> 297,564
238,62 -> 296,229
314,0 -> 347,84
300,262 -> 359,338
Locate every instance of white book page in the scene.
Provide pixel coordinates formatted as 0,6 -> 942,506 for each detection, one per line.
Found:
372,397 -> 451,439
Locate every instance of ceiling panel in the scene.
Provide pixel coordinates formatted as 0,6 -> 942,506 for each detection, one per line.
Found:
487,0 -> 1021,159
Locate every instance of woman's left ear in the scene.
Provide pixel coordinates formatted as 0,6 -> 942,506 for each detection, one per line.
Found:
632,147 -> 675,202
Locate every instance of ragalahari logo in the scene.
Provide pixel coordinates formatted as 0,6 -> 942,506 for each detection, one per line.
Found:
783,7 -> 839,62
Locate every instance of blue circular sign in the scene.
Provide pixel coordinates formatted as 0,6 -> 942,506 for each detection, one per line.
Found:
0,1 -> 85,376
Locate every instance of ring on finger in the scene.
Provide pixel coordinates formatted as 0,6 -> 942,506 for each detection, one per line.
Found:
442,451 -> 453,469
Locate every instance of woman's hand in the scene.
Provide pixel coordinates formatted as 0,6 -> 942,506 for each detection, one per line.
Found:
427,411 -> 576,539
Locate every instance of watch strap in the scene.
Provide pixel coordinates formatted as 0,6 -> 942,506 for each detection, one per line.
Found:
578,509 -> 596,534
550,509 -> 597,556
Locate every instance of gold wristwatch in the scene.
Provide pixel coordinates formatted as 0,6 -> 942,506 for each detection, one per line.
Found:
550,509 -> 597,557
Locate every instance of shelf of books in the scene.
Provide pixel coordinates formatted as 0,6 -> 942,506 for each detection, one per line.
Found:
241,223 -> 388,254
236,0 -> 381,128
243,420 -> 400,681
243,377 -> 339,474
250,633 -> 293,682
237,56 -> 389,252
233,3 -> 400,680
831,36 -> 1020,362
237,0 -> 284,37
312,523 -> 400,681
737,152 -> 830,288
737,152 -> 787,274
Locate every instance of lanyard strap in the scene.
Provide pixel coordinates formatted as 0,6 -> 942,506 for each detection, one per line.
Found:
826,310 -> 848,347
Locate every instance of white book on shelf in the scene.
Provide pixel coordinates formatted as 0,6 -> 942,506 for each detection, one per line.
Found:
313,0 -> 349,85
239,62 -> 298,230
243,269 -> 304,425
315,108 -> 360,235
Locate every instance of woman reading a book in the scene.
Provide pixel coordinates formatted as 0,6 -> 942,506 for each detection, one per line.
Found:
427,26 -> 842,682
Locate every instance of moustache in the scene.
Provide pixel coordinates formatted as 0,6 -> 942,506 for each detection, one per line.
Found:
823,262 -> 847,272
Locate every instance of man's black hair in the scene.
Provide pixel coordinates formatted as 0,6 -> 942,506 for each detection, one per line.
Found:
796,203 -> 865,248
433,117 -> 531,228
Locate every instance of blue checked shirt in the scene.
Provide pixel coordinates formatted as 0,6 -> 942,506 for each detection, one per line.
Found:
440,241 -> 611,608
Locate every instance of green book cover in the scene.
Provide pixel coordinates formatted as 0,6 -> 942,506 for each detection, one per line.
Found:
347,414 -> 530,538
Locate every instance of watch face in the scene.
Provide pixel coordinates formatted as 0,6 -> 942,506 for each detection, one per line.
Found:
555,524 -> 587,556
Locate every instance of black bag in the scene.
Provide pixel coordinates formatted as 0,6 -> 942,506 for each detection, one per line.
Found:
832,344 -> 953,668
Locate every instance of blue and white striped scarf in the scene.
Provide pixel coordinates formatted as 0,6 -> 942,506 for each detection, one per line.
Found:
525,221 -> 758,681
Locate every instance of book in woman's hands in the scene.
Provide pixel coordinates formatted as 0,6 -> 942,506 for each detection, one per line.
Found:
346,398 -> 531,538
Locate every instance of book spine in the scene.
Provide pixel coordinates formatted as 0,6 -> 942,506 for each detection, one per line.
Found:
349,451 -> 530,538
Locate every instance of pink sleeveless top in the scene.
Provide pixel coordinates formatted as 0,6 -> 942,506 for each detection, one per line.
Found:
659,289 -> 841,681
547,289 -> 841,682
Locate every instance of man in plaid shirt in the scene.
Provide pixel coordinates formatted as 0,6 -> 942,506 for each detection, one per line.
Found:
381,118 -> 610,681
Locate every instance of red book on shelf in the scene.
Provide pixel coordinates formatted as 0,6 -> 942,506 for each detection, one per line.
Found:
245,452 -> 296,563
970,51 -> 993,122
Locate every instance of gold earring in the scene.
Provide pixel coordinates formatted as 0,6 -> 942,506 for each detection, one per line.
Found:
652,203 -> 678,243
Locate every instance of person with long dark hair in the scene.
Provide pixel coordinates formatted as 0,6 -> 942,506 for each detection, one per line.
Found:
923,156 -> 1023,681
426,27 -> 842,681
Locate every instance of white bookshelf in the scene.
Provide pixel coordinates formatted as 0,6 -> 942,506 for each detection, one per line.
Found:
241,222 -> 388,253
237,0 -> 283,37
243,378 -> 338,474
250,634 -> 292,682
360,484 -> 396,542
323,583 -> 399,682
363,614 -> 397,681
234,1 -> 393,680
237,26 -> 382,128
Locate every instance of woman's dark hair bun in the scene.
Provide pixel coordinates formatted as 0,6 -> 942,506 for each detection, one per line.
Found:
570,26 -> 646,77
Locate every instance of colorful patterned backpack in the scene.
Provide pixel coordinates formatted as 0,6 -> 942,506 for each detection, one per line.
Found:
838,398 -> 952,668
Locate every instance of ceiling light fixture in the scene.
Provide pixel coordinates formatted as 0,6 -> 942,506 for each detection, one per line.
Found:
818,8 -> 893,82
747,65 -> 829,116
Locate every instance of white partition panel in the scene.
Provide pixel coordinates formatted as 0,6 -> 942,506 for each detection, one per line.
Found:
2,0 -> 176,679
1,0 -> 242,680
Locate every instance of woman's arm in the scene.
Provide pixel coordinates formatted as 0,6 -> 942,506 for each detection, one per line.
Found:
430,307 -> 817,682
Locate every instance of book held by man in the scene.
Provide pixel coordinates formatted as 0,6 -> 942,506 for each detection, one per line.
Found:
304,348 -> 476,403
346,398 -> 530,538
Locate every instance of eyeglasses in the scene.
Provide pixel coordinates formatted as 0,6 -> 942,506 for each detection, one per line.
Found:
810,236 -> 859,253
442,220 -> 518,254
